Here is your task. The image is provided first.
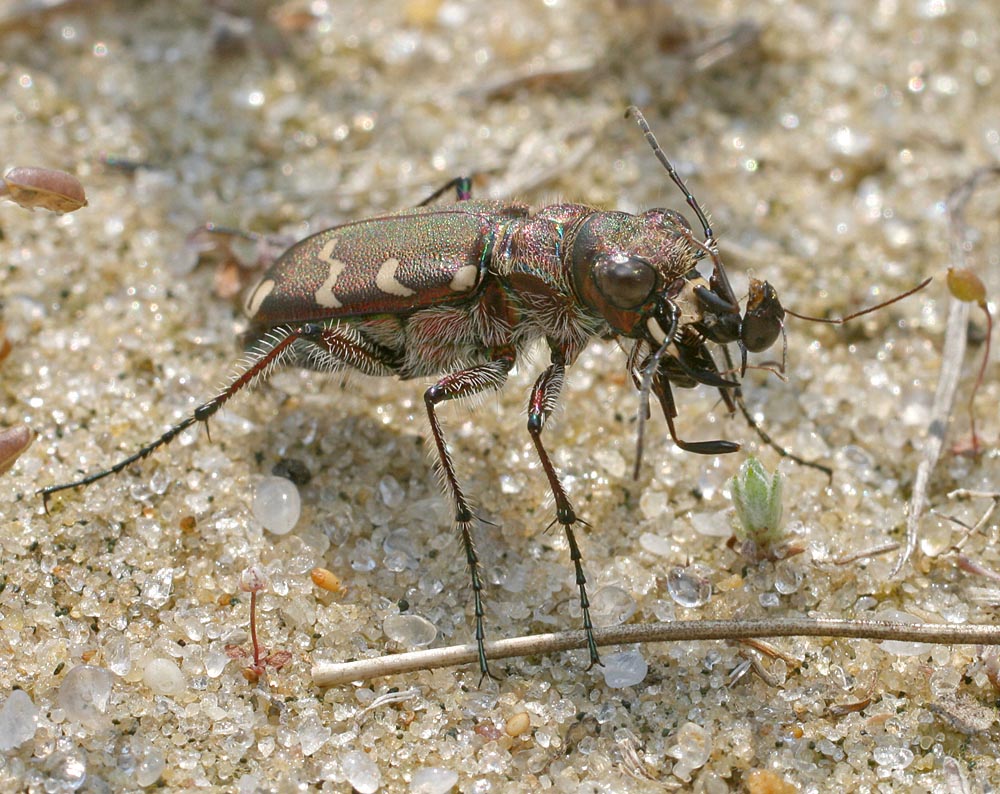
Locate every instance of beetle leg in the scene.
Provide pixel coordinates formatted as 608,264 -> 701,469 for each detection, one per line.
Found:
424,353 -> 515,680
416,176 -> 473,206
38,323 -> 397,508
527,359 -> 601,669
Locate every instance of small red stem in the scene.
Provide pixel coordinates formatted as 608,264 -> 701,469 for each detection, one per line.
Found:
249,590 -> 262,668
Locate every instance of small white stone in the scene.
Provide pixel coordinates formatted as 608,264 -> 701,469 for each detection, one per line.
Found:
410,767 -> 459,794
142,657 -> 186,696
383,614 -> 437,647
668,722 -> 712,781
253,476 -> 301,535
0,689 -> 39,751
58,665 -> 113,728
342,750 -> 381,793
600,649 -> 648,688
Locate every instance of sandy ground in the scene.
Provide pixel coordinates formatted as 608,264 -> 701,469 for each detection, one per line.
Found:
2,0 -> 1000,791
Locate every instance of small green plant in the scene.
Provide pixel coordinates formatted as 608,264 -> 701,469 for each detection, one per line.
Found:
729,456 -> 785,558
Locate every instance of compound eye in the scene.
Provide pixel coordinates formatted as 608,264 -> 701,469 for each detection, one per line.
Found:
741,279 -> 784,352
593,256 -> 657,309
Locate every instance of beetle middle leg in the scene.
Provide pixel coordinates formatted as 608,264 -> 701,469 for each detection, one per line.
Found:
424,353 -> 515,680
416,176 -> 473,206
527,357 -> 601,668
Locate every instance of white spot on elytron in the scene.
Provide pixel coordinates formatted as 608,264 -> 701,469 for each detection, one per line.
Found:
647,316 -> 667,344
376,258 -> 415,297
245,279 -> 275,317
315,238 -> 345,308
449,265 -> 478,292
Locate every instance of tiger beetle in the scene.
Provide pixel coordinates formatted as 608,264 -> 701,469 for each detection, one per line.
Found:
39,107 -> 928,679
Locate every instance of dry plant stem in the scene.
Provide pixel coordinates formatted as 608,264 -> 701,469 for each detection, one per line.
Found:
893,167 -> 1000,576
312,617 -> 1000,686
833,541 -> 900,565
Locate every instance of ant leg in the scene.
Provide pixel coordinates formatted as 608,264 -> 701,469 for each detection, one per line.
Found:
651,372 -> 740,456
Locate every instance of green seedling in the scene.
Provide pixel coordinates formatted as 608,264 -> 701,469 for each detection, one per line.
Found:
729,456 -> 785,558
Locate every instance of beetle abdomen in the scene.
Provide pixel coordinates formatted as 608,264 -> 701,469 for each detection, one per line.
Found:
245,202 -> 528,325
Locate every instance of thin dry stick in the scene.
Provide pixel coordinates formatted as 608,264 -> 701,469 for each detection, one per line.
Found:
893,166 -> 1000,576
312,617 -> 1000,686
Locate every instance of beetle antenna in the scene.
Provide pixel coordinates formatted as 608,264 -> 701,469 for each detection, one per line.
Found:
626,106 -> 741,312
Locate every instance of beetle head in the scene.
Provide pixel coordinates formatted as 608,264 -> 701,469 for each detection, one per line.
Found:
571,208 -> 785,360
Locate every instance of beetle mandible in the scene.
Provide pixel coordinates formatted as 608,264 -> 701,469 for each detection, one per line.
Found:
41,108 -> 798,678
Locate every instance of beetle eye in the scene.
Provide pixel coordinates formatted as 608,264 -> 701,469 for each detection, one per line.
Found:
741,279 -> 784,352
593,256 -> 657,309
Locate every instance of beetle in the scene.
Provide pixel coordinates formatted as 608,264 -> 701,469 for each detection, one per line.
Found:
39,108 -> 923,678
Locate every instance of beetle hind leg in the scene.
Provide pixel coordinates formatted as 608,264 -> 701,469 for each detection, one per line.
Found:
424,353 -> 515,681
527,359 -> 601,669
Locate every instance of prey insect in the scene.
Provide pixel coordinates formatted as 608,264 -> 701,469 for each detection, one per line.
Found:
40,108 -> 927,679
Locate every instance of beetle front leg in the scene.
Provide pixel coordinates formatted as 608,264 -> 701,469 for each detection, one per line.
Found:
527,359 -> 601,669
424,353 -> 515,680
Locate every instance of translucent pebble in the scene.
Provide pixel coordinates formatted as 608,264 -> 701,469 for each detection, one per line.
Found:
639,490 -> 668,520
600,649 -> 648,688
253,476 -> 301,535
774,563 -> 803,594
205,649 -> 229,678
873,745 -> 914,769
758,592 -> 780,608
383,614 -> 437,647
590,585 -> 637,626
141,568 -> 174,608
104,634 -> 132,676
58,665 -> 113,728
0,689 -> 39,751
135,748 -> 165,786
378,475 -> 406,507
142,657 -> 186,696
410,767 -> 459,794
666,566 -> 712,608
49,752 -> 87,789
342,750 -> 381,793
298,713 -> 331,756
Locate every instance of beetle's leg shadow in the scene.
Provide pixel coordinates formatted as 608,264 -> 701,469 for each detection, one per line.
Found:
424,354 -> 515,682
527,356 -> 601,669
